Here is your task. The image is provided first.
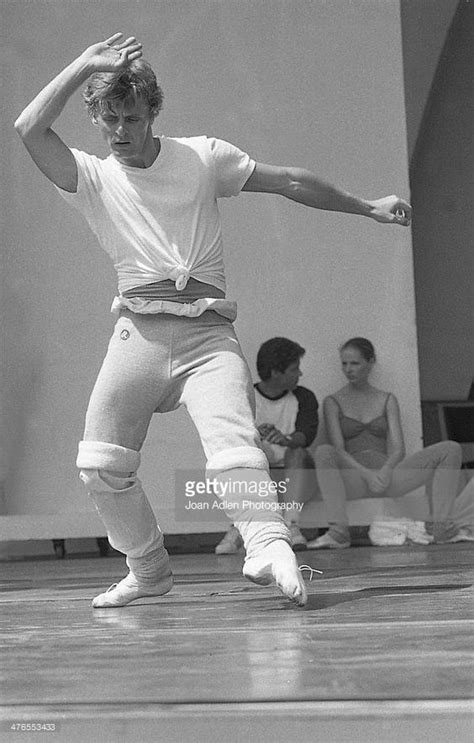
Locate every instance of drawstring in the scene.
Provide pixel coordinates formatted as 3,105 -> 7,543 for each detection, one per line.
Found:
298,565 -> 323,581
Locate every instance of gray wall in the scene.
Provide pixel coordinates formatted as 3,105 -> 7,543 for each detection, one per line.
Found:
403,0 -> 474,400
2,0 -> 416,541
401,0 -> 459,160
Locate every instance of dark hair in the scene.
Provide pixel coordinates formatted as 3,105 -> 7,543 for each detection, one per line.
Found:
83,59 -> 164,118
340,337 -> 376,362
257,337 -> 305,381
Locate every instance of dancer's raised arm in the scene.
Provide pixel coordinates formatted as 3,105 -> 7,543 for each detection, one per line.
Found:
14,34 -> 142,191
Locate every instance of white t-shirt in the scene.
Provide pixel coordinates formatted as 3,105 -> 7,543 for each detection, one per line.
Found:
255,385 -> 319,466
56,136 -> 255,295
256,388 -> 299,467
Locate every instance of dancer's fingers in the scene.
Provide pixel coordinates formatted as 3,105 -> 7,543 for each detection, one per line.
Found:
115,36 -> 139,50
104,33 -> 123,46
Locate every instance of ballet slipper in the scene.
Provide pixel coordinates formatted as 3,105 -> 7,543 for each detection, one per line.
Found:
92,570 -> 173,608
242,539 -> 308,606
92,545 -> 173,607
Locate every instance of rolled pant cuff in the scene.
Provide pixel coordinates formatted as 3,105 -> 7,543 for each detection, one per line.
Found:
76,440 -> 141,471
206,446 -> 269,474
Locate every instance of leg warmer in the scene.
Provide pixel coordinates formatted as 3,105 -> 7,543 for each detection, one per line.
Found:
209,467 -> 291,556
77,440 -> 163,559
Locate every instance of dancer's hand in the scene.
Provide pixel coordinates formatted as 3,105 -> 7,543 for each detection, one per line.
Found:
81,33 -> 143,73
368,195 -> 412,226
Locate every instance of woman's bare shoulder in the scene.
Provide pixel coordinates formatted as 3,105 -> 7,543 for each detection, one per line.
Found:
324,389 -> 345,406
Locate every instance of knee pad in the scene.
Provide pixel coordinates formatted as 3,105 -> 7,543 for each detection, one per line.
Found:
206,445 -> 269,475
77,440 -> 141,494
79,468 -> 138,494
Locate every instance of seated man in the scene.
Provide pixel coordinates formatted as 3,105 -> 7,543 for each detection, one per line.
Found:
216,337 -> 319,553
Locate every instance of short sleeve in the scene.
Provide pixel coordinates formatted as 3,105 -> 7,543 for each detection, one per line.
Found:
54,148 -> 102,222
208,138 -> 256,197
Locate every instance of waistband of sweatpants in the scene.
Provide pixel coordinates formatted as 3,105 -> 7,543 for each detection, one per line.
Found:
111,295 -> 237,322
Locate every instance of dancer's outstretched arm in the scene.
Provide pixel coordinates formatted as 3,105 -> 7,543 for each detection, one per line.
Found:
243,162 -> 411,226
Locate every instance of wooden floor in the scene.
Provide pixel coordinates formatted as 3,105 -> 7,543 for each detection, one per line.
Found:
1,543 -> 473,742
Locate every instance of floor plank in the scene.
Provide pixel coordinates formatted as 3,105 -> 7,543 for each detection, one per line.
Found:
0,543 -> 473,741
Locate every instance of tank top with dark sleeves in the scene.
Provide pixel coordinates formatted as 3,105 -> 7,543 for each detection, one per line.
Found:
329,393 -> 391,469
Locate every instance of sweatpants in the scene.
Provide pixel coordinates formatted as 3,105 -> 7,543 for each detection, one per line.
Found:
76,310 -> 289,559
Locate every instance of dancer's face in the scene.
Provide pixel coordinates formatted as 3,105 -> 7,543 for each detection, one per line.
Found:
340,347 -> 374,385
93,96 -> 155,166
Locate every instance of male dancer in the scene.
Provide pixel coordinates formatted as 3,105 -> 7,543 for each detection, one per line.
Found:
14,34 -> 411,608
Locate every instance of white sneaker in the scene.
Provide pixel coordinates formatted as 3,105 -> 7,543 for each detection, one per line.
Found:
444,528 -> 474,543
306,531 -> 350,549
288,523 -> 307,551
215,526 -> 243,554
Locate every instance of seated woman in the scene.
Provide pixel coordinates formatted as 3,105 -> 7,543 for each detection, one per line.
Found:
308,337 -> 473,549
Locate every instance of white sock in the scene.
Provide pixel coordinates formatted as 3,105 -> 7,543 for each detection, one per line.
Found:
242,540 -> 307,606
212,468 -> 307,605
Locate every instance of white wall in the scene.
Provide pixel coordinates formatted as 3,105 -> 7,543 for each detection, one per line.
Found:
1,0 -> 418,543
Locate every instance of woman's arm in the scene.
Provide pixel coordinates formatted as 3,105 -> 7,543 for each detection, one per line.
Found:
382,393 -> 406,468
367,393 -> 405,491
